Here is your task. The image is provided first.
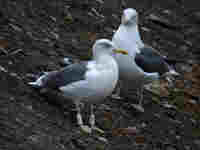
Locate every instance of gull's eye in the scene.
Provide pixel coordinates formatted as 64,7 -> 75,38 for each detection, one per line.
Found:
103,43 -> 112,49
131,15 -> 137,20
130,15 -> 138,24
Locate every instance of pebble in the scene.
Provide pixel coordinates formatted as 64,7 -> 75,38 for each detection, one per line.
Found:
194,139 -> 200,148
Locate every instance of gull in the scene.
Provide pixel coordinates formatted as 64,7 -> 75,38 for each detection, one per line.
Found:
112,8 -> 179,112
28,39 -> 128,133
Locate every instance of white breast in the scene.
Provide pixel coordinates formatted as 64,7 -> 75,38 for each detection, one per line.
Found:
85,56 -> 119,99
113,25 -> 145,81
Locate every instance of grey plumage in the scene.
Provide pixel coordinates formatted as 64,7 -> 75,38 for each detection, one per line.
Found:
135,45 -> 170,75
39,62 -> 88,89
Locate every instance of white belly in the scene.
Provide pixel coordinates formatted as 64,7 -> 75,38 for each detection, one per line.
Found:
86,60 -> 119,100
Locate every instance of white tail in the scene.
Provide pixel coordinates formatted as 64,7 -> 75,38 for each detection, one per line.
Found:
169,69 -> 179,76
164,69 -> 179,77
28,74 -> 47,87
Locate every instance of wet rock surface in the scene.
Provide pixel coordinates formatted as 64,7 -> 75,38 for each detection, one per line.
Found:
0,0 -> 200,149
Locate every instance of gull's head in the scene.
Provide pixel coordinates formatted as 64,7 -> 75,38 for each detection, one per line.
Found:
121,8 -> 138,26
93,39 -> 128,59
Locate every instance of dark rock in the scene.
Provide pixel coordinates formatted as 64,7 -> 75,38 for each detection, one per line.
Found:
147,13 -> 182,30
0,0 -> 199,150
189,11 -> 200,24
194,140 -> 200,149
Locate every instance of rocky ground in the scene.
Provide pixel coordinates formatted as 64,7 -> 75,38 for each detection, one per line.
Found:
0,0 -> 200,149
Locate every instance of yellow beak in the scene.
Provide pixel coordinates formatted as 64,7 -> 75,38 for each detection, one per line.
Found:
113,49 -> 128,55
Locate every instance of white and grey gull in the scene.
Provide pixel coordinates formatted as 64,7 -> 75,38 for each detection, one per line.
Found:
112,8 -> 179,111
28,39 -> 128,133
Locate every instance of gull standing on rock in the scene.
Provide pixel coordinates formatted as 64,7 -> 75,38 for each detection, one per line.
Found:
112,8 -> 179,112
28,39 -> 128,133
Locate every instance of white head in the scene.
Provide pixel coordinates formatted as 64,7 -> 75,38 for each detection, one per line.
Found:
121,8 -> 138,26
92,39 -> 128,59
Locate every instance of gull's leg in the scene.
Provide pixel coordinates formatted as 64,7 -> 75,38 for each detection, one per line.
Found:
138,86 -> 144,107
166,76 -> 174,88
131,85 -> 145,112
89,104 -> 104,134
111,81 -> 123,99
75,102 -> 92,133
119,81 -> 130,99
89,104 -> 95,129
75,102 -> 83,127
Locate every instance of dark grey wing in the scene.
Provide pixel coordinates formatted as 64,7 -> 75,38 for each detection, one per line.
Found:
135,45 -> 170,75
42,62 -> 88,89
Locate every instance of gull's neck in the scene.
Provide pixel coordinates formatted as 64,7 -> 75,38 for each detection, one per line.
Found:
95,54 -> 117,67
123,24 -> 144,47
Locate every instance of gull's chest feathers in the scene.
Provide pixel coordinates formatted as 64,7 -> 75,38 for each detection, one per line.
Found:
86,59 -> 118,95
113,25 -> 141,55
